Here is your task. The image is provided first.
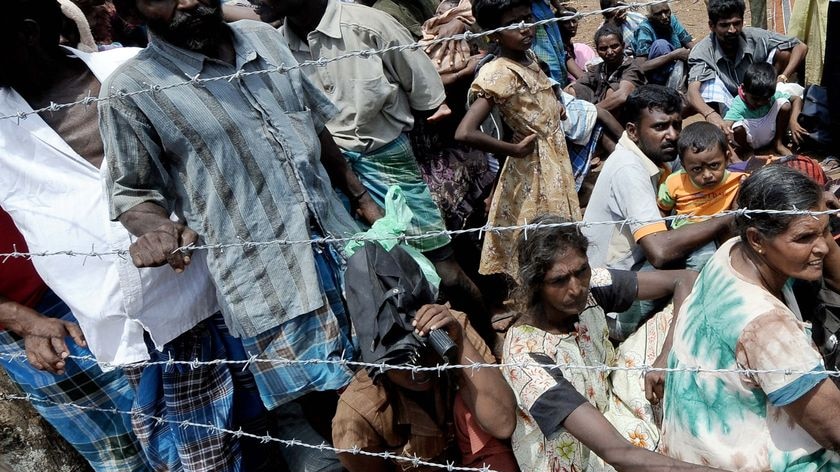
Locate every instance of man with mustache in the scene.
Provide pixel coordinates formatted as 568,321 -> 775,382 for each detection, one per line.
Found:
685,0 -> 807,139
105,0 -> 383,470
632,2 -> 695,88
582,86 -> 735,340
583,85 -> 735,273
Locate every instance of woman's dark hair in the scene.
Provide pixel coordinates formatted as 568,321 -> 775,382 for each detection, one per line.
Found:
514,214 -> 589,317
625,84 -> 682,126
677,121 -> 728,162
743,62 -> 777,100
3,0 -> 63,48
735,165 -> 823,240
707,0 -> 745,24
472,0 -> 531,30
593,24 -> 623,46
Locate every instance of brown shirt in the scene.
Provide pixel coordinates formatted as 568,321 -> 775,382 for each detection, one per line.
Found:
572,57 -> 646,104
332,311 -> 495,471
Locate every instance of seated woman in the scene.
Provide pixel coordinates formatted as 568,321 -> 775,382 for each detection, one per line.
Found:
661,165 -> 840,470
557,5 -> 598,82
502,214 -> 717,472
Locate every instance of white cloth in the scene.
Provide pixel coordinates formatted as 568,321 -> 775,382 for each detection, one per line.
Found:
0,47 -> 218,366
583,133 -> 670,270
731,96 -> 790,148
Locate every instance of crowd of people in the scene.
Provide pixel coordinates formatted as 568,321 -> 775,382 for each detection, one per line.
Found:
0,0 -> 838,471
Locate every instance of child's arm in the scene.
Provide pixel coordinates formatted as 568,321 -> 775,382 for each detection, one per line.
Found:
567,57 -> 586,80
788,95 -> 809,147
455,96 -> 537,158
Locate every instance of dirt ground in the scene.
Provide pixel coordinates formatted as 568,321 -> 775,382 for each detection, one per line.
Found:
571,0 -> 762,49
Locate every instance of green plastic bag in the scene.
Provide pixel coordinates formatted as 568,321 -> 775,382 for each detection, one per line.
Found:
343,186 -> 441,291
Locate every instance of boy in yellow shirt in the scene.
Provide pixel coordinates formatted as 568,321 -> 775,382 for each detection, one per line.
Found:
658,122 -> 743,269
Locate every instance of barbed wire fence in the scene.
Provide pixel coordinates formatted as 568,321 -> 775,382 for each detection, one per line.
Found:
1,207 -> 837,260
1,0 -> 834,469
0,0 -> 671,123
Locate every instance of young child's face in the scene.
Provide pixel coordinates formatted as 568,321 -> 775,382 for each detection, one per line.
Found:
682,147 -> 727,188
495,5 -> 535,53
743,91 -> 773,109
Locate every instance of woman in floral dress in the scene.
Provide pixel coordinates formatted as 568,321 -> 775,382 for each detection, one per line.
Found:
501,213 -> 714,472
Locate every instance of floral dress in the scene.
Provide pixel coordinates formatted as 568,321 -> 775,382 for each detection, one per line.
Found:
470,53 -> 581,277
502,269 -> 660,472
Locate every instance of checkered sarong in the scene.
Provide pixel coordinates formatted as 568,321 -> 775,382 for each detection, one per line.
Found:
125,313 -> 272,472
242,241 -> 356,411
699,76 -> 736,113
0,290 -> 148,472
342,134 -> 450,253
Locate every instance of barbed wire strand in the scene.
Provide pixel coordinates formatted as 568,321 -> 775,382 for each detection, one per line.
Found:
1,207 -> 838,260
0,391 -> 497,472
1,350 -> 838,378
0,0 -> 672,123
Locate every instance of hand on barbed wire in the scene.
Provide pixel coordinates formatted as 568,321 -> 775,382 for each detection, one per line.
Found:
129,221 -> 197,273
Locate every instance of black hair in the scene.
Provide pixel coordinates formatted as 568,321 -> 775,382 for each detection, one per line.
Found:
1,0 -> 63,48
735,165 -> 823,241
600,0 -> 620,17
472,0 -> 531,30
742,62 -> 777,99
678,121 -> 728,161
707,0 -> 745,24
514,214 -> 590,318
594,23 -> 623,45
625,84 -> 683,126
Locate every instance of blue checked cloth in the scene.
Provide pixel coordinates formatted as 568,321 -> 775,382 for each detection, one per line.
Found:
0,290 -> 149,472
241,237 -> 356,411
125,313 -> 272,472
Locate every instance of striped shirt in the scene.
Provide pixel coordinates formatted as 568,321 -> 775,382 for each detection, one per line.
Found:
101,20 -> 360,338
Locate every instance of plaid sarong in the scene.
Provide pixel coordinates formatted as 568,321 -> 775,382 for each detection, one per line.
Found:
242,240 -> 356,411
699,76 -> 736,113
342,134 -> 451,253
0,290 -> 148,472
125,313 -> 272,472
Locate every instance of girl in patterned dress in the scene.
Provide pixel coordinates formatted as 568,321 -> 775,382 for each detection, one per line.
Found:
455,0 -> 580,278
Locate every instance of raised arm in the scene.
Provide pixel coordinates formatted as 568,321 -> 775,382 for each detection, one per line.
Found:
413,304 -> 516,439
779,42 -> 808,81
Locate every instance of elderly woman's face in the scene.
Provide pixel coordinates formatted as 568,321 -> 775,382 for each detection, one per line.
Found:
540,249 -> 592,321
757,202 -> 831,281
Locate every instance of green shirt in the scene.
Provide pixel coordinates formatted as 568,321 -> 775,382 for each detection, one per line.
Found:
724,90 -> 790,121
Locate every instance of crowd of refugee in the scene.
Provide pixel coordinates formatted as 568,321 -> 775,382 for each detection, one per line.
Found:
1,0 -> 839,470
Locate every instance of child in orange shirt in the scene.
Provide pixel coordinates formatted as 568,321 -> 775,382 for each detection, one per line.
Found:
657,122 -> 743,269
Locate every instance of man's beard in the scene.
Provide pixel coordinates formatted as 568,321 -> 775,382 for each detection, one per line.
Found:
153,3 -> 225,52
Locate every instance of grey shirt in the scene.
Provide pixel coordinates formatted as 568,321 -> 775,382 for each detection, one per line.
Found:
687,27 -> 799,95
281,0 -> 446,153
101,20 -> 360,338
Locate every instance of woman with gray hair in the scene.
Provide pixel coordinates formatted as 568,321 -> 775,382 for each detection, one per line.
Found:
661,164 -> 840,470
